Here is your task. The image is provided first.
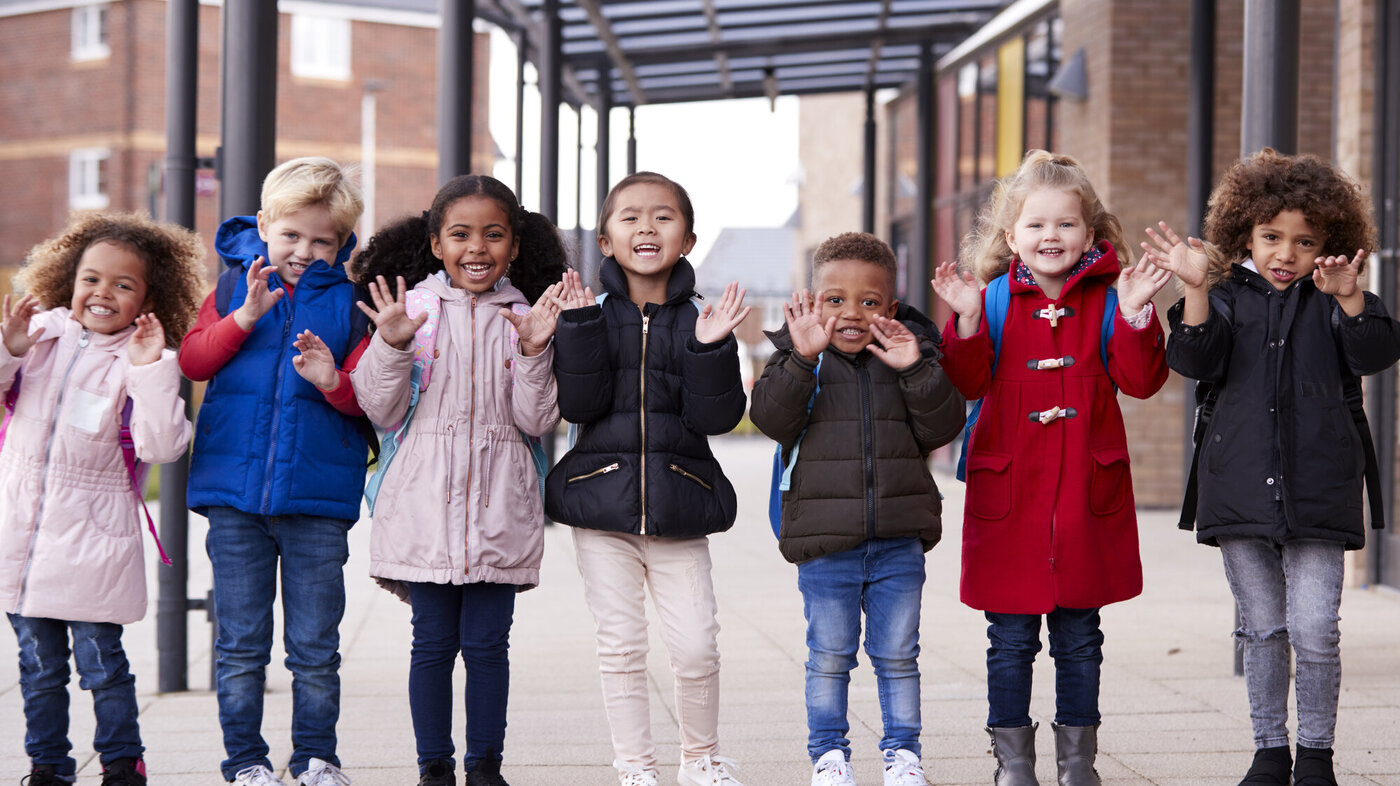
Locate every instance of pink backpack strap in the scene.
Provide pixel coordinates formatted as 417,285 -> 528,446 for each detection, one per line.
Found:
119,397 -> 171,566
405,290 -> 443,390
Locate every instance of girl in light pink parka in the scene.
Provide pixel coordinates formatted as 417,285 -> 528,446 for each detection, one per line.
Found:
297,175 -> 568,786
0,212 -> 205,786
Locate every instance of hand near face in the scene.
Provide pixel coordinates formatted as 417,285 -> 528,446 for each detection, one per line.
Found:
1,294 -> 41,358
1140,222 -> 1209,290
1312,249 -> 1366,298
783,289 -> 835,361
867,315 -> 921,370
126,313 -> 166,367
291,329 -> 340,391
357,275 -> 429,351
1115,256 -> 1172,315
233,257 -> 286,332
694,282 -> 750,344
503,280 -> 566,357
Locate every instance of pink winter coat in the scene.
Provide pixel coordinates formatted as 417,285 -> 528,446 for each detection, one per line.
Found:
351,274 -> 559,594
0,308 -> 191,624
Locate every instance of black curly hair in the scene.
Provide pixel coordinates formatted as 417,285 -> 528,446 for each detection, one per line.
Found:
1202,149 -> 1377,287
349,174 -> 569,303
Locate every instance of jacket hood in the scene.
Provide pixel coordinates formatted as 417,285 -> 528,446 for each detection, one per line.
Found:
764,301 -> 938,356
215,215 -> 358,272
418,270 -> 527,307
599,256 -> 698,306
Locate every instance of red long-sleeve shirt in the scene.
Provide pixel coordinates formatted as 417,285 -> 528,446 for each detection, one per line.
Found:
178,285 -> 369,416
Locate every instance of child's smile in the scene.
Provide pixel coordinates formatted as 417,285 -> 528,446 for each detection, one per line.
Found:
431,195 -> 519,293
70,240 -> 150,334
815,258 -> 898,354
1247,209 -> 1324,291
1005,188 -> 1094,299
598,182 -> 697,299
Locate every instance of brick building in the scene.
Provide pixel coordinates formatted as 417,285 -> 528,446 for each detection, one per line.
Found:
0,0 -> 493,291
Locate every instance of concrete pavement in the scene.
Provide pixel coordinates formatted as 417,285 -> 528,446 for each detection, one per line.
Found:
2,434 -> 1399,784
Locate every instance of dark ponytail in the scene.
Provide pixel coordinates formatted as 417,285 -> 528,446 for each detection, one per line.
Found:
349,213 -> 439,299
510,209 -> 570,304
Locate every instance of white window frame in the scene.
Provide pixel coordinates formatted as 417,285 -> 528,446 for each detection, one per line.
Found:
69,148 -> 110,210
71,4 -> 110,62
290,14 -> 351,81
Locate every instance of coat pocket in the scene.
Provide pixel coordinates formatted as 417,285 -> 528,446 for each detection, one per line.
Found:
1089,446 -> 1130,516
966,450 -> 1013,521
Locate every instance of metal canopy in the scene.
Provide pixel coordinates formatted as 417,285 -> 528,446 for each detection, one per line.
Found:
482,0 -> 1011,107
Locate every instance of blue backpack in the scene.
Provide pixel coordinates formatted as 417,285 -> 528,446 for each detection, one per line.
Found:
766,353 -> 823,537
954,274 -> 1117,481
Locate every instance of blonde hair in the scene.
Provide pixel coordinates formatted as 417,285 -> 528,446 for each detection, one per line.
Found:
260,156 -> 364,242
959,150 -> 1130,284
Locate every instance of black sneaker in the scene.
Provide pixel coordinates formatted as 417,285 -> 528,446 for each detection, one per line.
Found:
1292,746 -> 1338,786
100,758 -> 147,786
21,764 -> 71,786
1237,746 -> 1291,785
418,759 -> 455,786
464,757 -> 509,786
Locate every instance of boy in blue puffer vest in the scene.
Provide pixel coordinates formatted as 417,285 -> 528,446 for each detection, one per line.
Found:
179,157 -> 369,786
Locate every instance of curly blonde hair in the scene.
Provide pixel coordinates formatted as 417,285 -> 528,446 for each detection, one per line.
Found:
959,150 -> 1130,284
17,211 -> 207,346
1201,148 -> 1377,288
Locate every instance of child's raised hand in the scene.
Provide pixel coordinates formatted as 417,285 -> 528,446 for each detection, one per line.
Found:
357,275 -> 428,350
126,313 -> 166,367
868,315 -> 921,370
1313,248 -> 1366,297
1,293 -> 41,358
931,261 -> 982,320
554,269 -> 597,311
783,289 -> 834,361
232,256 -> 285,331
1141,222 -> 1208,289
291,329 -> 340,391
1116,255 -> 1172,315
694,282 -> 751,344
503,281 -> 565,357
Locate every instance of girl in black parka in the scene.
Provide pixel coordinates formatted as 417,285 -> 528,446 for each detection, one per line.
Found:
1144,149 -> 1400,786
546,172 -> 750,786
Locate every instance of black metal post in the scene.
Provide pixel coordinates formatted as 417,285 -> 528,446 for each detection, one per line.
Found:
514,28 -> 527,199
1240,0 -> 1299,155
862,86 -> 877,235
1369,0 -> 1400,584
627,107 -> 638,175
1186,0 -> 1215,477
438,0 -> 476,184
158,0 -> 199,694
574,106 -> 584,256
538,0 -> 562,222
218,0 -> 278,217
908,41 -> 934,313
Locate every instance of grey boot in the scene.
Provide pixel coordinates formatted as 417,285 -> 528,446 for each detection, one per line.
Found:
987,724 -> 1040,785
1051,723 -> 1101,786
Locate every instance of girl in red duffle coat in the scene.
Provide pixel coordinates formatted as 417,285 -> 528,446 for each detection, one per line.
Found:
932,150 -> 1170,786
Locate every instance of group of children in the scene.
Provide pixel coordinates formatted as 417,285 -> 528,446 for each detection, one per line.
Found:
0,145 -> 1394,786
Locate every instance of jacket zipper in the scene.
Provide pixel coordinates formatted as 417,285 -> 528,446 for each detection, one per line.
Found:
260,305 -> 295,514
858,361 -> 876,539
639,311 -> 650,535
465,296 -> 478,574
569,462 -> 620,483
19,328 -> 90,610
668,463 -> 712,490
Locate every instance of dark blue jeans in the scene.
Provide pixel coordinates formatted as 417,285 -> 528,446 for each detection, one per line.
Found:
796,537 -> 925,762
985,607 -> 1104,728
8,614 -> 143,777
206,507 -> 351,781
406,581 -> 517,772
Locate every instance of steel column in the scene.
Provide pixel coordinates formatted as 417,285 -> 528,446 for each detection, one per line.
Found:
627,107 -> 637,175
908,41 -> 934,313
515,29 -> 528,198
1240,0 -> 1299,155
1370,0 -> 1400,584
863,87 -> 876,234
438,0 -> 476,183
539,0 -> 562,222
218,0 -> 278,217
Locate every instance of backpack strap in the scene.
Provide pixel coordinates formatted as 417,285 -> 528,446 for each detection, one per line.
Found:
1343,375 -> 1386,530
768,352 -> 823,537
118,397 -> 171,566
1178,380 -> 1219,530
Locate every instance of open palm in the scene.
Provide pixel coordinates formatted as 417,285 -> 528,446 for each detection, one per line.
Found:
358,275 -> 428,350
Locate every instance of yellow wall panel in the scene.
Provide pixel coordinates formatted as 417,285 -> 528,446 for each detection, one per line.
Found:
996,37 -> 1025,176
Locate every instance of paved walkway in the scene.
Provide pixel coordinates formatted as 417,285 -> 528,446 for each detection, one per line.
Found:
2,435 -> 1399,785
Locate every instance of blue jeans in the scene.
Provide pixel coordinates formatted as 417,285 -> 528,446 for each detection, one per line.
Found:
206,507 -> 351,780
406,581 -> 517,772
1219,536 -> 1344,750
796,537 -> 925,762
986,607 -> 1103,728
8,614 -> 143,777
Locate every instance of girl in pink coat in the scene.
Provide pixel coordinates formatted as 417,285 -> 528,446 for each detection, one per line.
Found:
0,212 -> 206,786
297,175 -> 568,786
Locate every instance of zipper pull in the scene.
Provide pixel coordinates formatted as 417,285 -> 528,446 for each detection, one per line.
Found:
642,315 -> 650,334
78,328 -> 90,348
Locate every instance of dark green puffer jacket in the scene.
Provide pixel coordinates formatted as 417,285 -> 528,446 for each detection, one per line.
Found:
749,304 -> 965,564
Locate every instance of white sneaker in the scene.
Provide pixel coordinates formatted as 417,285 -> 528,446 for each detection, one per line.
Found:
617,764 -> 659,786
811,749 -> 855,786
677,754 -> 743,786
882,749 -> 929,786
296,759 -> 351,786
232,765 -> 287,786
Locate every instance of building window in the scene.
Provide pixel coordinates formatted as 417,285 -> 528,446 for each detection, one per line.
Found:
69,148 -> 110,210
71,4 -> 110,61
291,14 -> 351,81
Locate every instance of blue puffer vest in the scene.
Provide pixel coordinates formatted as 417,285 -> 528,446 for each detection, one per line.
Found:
187,216 -> 368,521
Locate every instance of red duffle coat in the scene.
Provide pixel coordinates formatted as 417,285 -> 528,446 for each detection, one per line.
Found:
940,243 -> 1168,614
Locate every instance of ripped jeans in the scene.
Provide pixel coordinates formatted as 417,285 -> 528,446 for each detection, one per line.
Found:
1218,536 -> 1344,750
